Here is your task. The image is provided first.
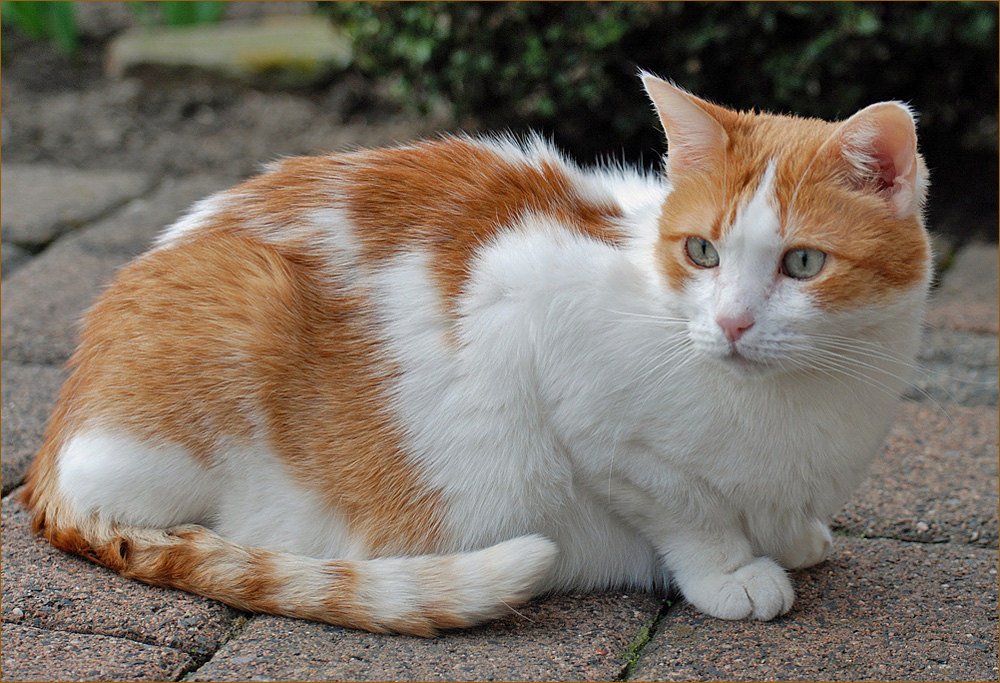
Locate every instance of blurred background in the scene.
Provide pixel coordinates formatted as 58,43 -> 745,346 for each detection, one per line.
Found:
3,1 -> 997,245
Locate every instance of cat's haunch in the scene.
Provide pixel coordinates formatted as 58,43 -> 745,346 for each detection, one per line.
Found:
22,73 -> 930,635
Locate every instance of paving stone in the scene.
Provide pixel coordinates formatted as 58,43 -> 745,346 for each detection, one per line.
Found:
904,328 -> 1000,407
0,164 -> 154,248
1,363 -> 66,496
631,538 -> 999,682
192,591 -> 664,682
1,494 -> 238,656
2,242 -> 31,278
926,243 -> 999,335
1,175 -> 235,365
107,14 -> 352,89
0,622 -> 195,682
936,243 -> 999,302
907,329 -> 999,407
833,402 -> 999,548
69,174 -> 238,257
0,242 -> 129,365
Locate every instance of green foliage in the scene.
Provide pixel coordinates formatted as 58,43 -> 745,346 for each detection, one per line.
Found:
328,1 -> 998,164
127,2 -> 228,29
2,1 -> 229,54
1,1 -> 78,53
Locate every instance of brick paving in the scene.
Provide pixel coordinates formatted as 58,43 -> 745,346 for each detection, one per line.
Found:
1,160 -> 997,681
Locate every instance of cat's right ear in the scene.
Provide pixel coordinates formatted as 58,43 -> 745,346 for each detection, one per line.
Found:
641,73 -> 728,176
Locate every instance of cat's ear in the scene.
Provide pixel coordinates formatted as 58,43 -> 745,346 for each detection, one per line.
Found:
835,102 -> 928,219
641,73 -> 729,175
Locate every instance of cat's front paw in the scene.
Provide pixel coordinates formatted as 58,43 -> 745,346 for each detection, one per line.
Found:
777,518 -> 833,570
681,557 -> 793,621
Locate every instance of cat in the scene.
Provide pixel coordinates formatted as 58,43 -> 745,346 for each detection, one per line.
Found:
21,72 -> 931,636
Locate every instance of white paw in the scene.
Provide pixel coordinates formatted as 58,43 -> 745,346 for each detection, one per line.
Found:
682,556 -> 794,621
777,518 -> 833,570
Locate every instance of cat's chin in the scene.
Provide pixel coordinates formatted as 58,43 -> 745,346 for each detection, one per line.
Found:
712,350 -> 783,377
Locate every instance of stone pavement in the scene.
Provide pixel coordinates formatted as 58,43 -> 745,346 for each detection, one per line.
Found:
1,163 -> 997,682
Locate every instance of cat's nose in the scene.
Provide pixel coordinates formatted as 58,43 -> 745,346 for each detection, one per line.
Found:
716,313 -> 755,343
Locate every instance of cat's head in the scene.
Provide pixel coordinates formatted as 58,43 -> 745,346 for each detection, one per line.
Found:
642,73 -> 931,374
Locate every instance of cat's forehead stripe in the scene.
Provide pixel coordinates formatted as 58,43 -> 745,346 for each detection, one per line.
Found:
724,161 -> 782,249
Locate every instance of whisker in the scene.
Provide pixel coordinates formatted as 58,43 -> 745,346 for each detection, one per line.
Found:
603,309 -> 689,325
799,346 -> 956,425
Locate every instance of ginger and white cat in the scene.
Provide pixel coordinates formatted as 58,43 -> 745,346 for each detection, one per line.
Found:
22,73 -> 930,635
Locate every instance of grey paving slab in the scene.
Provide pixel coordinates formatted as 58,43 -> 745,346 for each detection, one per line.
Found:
926,243 -> 999,335
631,537 -> 999,682
68,174 -> 237,257
834,402 -> 999,548
0,241 -> 130,364
1,362 -> 66,495
1,493 -> 238,657
0,622 -> 195,682
192,591 -> 664,682
0,163 -> 155,248
1,175 -> 235,365
1,242 -> 31,278
937,243 -> 999,302
908,328 -> 999,407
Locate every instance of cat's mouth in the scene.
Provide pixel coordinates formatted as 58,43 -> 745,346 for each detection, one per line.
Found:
718,345 -> 777,374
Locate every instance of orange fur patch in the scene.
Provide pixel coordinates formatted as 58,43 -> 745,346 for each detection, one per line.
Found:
334,137 -> 625,308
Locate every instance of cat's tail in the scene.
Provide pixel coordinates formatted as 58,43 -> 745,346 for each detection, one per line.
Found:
23,485 -> 558,636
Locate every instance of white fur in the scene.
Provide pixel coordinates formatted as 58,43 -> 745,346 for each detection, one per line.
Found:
58,431 -> 221,527
57,430 -> 362,560
154,192 -> 231,248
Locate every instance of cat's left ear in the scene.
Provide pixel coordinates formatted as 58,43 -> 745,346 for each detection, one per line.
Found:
641,73 -> 731,176
835,102 -> 928,219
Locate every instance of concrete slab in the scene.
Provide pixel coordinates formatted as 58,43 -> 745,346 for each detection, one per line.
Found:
909,329 -> 999,407
937,243 -> 999,302
1,362 -> 66,495
69,174 -> 237,257
631,537 -> 999,682
0,622 -> 195,682
2,243 -> 31,278
192,592 -> 664,682
1,494 -> 239,657
833,402 -> 999,548
0,242 -> 130,364
1,175 -> 235,365
0,164 -> 154,248
926,243 -> 999,335
107,15 -> 352,89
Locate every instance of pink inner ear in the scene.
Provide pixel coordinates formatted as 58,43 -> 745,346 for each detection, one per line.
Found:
839,103 -> 921,217
862,139 -> 901,197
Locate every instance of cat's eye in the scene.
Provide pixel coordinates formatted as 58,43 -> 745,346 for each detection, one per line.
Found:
685,237 -> 719,269
782,248 -> 826,280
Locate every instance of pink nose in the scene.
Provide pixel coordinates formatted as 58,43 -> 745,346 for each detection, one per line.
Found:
717,313 -> 755,343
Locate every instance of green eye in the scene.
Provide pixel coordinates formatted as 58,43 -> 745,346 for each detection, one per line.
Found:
782,248 -> 826,280
685,236 -> 720,268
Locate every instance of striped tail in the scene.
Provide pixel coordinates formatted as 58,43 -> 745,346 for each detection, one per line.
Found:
27,501 -> 559,636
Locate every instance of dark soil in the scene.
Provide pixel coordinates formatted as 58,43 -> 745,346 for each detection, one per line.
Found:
2,8 -> 995,246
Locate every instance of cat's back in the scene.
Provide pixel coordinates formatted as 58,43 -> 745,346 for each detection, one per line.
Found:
158,135 -> 661,280
25,135 -> 667,562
